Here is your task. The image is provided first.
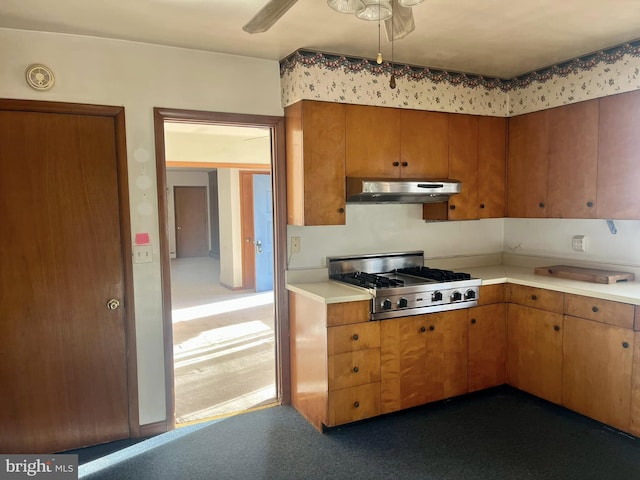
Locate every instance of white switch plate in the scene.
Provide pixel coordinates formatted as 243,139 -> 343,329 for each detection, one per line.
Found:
291,237 -> 301,254
571,235 -> 587,252
133,245 -> 153,263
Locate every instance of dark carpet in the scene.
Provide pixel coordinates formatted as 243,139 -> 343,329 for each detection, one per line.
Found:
78,387 -> 640,480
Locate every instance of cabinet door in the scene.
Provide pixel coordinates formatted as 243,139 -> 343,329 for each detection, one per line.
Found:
447,114 -> 479,220
478,116 -> 506,218
468,304 -> 506,392
400,109 -> 449,178
507,110 -> 548,217
345,104 -> 401,178
285,101 -> 346,226
563,316 -> 634,431
597,90 -> 640,219
547,100 -> 599,218
507,304 -> 563,404
631,332 -> 640,436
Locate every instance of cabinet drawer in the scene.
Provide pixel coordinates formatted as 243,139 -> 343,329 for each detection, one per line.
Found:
328,322 -> 380,355
327,383 -> 380,426
478,284 -> 505,305
327,300 -> 370,327
328,349 -> 381,391
565,293 -> 635,329
508,284 -> 564,313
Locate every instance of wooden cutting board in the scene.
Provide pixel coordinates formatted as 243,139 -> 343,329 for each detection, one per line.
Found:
534,265 -> 635,284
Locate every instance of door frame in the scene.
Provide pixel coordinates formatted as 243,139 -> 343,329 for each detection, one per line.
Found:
0,98 -> 139,437
153,108 -> 289,430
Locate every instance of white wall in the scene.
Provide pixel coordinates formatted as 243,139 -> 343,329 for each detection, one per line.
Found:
217,169 -> 243,288
166,170 -> 211,258
287,205 -> 504,269
0,27 -> 283,425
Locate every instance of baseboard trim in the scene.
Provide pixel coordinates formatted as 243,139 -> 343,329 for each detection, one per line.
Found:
138,420 -> 169,438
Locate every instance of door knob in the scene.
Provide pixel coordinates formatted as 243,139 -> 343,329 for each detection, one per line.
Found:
255,240 -> 263,253
107,299 -> 120,310
177,226 -> 182,230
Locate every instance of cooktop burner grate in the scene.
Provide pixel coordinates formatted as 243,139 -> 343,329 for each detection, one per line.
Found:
333,272 -> 405,289
395,266 -> 472,282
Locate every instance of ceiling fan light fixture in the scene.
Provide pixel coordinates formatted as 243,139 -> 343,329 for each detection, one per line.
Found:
398,0 -> 424,6
356,0 -> 392,21
327,0 -> 365,14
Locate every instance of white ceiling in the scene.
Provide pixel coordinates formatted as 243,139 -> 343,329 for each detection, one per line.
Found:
2,0 -> 640,78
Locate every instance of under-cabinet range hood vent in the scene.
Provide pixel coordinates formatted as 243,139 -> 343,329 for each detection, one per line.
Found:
346,178 -> 461,204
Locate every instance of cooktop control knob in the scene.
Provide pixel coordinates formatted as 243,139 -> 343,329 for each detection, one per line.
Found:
465,289 -> 476,300
382,299 -> 393,310
432,291 -> 443,302
451,291 -> 463,302
398,297 -> 408,308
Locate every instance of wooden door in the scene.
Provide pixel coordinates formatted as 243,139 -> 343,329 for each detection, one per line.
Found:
345,104 -> 401,178
507,110 -> 548,217
507,304 -> 563,404
562,316 -> 634,431
547,100 -> 599,218
0,105 -> 132,453
597,90 -> 640,219
400,109 -> 449,178
478,116 -> 507,219
468,303 -> 506,392
447,114 -> 479,220
175,186 -> 208,257
240,172 -> 256,290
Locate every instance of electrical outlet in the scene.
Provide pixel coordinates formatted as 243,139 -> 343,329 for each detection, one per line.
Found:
133,245 -> 153,263
291,237 -> 301,254
571,235 -> 587,252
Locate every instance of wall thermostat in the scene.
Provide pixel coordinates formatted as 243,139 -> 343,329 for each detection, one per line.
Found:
25,64 -> 55,91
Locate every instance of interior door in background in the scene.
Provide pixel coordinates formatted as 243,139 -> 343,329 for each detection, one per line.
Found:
175,186 -> 209,258
253,174 -> 274,292
0,107 -> 130,453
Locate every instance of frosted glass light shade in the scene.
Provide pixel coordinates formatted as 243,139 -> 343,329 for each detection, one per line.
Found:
327,0 -> 365,13
355,0 -> 392,21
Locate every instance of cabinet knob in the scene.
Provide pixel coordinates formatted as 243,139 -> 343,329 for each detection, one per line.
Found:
539,202 -> 545,208
420,326 -> 426,333
429,325 -> 435,331
531,295 -> 538,301
449,205 -> 456,210
470,318 -> 477,324
353,401 -> 360,408
553,325 -> 560,332
352,334 -> 359,341
393,161 -> 400,167
402,162 -> 408,167
592,306 -> 599,313
338,207 -> 345,213
353,366 -> 359,373
586,201 -> 594,208
622,342 -> 630,349
479,204 -> 485,209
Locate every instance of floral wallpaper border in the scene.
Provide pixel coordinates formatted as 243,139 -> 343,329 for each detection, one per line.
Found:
280,40 -> 640,116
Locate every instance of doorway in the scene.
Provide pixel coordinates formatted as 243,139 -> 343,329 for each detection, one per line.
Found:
154,109 -> 289,429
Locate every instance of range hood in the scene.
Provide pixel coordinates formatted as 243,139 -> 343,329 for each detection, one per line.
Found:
346,178 -> 461,204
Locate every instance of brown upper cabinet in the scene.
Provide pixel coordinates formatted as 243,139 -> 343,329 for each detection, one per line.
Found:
285,100 -> 346,226
597,89 -> 640,219
345,105 -> 449,178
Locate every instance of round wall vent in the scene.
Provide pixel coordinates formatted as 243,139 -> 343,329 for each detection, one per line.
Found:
25,64 -> 55,91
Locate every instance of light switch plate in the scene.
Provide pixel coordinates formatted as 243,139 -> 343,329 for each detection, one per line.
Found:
133,245 -> 153,263
571,235 -> 586,252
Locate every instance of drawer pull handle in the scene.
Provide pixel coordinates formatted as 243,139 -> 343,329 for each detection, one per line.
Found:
393,161 -> 400,167
338,207 -> 345,213
622,342 -> 630,349
539,202 -> 545,208
354,401 -> 360,408
531,295 -> 538,301
592,306 -> 599,313
470,318 -> 477,324
402,161 -> 408,167
429,325 -> 435,331
353,366 -> 359,373
420,326 -> 426,333
553,325 -> 560,332
352,334 -> 359,341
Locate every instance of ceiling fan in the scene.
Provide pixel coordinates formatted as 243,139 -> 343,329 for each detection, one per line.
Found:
243,0 -> 419,41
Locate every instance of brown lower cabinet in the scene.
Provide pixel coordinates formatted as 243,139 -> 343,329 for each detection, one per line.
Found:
468,303 -> 506,392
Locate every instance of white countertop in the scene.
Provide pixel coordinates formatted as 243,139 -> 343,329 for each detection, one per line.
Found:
287,264 -> 640,305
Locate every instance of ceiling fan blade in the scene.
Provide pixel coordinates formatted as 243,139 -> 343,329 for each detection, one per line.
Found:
243,0 -> 300,34
384,0 -> 415,41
